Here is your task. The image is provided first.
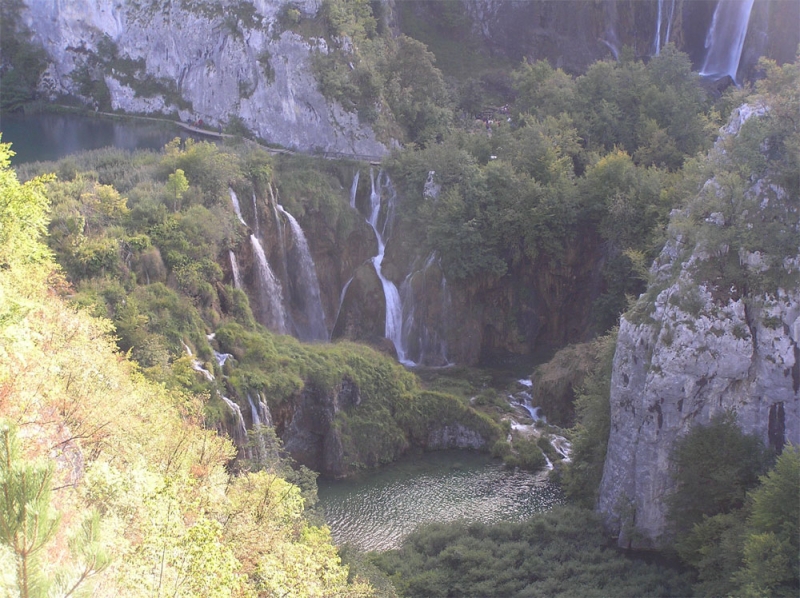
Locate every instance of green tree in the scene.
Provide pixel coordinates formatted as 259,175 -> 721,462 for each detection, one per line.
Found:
734,447 -> 800,597
0,422 -> 60,598
561,332 -> 616,507
667,413 -> 769,539
166,168 -> 189,212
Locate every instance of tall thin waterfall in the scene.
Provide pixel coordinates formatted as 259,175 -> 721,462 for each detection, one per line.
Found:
332,276 -> 354,333
221,396 -> 250,457
252,192 -> 260,234
399,254 -> 451,367
653,0 -> 676,55
277,205 -> 328,341
365,170 -> 413,365
229,188 -> 247,226
250,234 -> 287,334
229,250 -> 242,289
700,0 -> 756,83
664,0 -> 675,51
247,393 -> 267,461
349,169 -> 360,209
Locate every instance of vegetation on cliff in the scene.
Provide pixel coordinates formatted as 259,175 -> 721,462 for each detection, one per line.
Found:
0,141 -> 377,596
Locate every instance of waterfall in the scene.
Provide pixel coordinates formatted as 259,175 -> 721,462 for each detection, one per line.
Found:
349,170 -> 360,209
653,0 -> 676,56
399,254 -> 451,367
700,0 -> 756,83
221,396 -> 250,456
252,192 -> 260,235
665,0 -> 675,50
277,205 -> 328,341
229,188 -> 247,226
214,350 -> 232,367
654,0 -> 663,55
229,250 -> 242,289
601,0 -> 620,60
332,276 -> 354,333
247,393 -> 267,461
182,340 -> 215,381
250,234 -> 287,334
365,170 -> 412,365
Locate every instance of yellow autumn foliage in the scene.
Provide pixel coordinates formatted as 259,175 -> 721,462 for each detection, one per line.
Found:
0,137 -> 373,596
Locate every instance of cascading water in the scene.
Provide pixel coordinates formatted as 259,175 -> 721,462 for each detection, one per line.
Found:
247,393 -> 267,460
229,188 -> 247,226
221,396 -> 250,457
229,250 -> 242,290
277,205 -> 328,341
700,0 -> 756,83
252,192 -> 260,234
332,277 -> 354,334
365,170 -> 413,365
653,0 -> 677,55
250,234 -> 287,334
399,253 -> 452,367
664,0 -> 675,51
349,169 -> 360,210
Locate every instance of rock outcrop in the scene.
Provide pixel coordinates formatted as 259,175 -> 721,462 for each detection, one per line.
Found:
23,0 -> 386,156
597,105 -> 800,548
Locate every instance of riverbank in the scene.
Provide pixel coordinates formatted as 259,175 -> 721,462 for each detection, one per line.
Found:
2,103 -> 383,164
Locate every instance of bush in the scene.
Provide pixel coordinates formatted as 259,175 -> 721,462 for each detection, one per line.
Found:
667,412 -> 770,539
369,506 -> 691,597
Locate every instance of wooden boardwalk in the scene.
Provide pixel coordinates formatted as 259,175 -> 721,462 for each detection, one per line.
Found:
96,111 -> 384,165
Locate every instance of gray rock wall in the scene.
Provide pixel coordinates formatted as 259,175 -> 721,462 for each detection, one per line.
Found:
597,106 -> 800,548
23,0 -> 386,156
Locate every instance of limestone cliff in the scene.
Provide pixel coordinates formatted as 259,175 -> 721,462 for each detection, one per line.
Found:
597,104 -> 800,548
458,0 -> 798,76
22,0 -> 386,156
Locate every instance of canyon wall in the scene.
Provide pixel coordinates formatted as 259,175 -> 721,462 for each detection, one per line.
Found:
597,105 -> 800,548
22,0 -> 386,156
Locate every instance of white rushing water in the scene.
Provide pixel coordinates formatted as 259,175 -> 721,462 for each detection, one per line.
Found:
366,170 -> 413,365
700,0 -> 756,83
332,276 -> 354,333
277,205 -> 328,341
398,253 -> 452,366
250,234 -> 287,334
221,396 -> 250,457
229,188 -> 247,226
252,192 -> 260,235
229,250 -> 242,290
653,0 -> 676,55
349,169 -> 360,209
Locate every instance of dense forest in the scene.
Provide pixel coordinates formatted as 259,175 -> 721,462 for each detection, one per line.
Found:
1,0 -> 799,595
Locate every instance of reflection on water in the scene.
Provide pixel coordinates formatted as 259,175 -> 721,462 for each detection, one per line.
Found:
317,450 -> 562,551
0,112 -> 197,164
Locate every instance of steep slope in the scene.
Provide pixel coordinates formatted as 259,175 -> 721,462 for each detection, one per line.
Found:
0,140 -> 378,596
598,64 -> 800,548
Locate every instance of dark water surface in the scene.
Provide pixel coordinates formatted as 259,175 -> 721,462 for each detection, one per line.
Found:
0,112 -> 193,164
317,450 -> 562,551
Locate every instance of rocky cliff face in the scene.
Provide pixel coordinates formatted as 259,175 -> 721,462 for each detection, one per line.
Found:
597,105 -> 800,548
23,0 -> 386,156
458,0 -> 798,76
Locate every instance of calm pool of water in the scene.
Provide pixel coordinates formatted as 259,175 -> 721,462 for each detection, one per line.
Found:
0,112 -> 196,164
317,450 -> 562,551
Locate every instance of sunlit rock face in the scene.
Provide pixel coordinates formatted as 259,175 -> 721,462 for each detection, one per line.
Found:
597,105 -> 800,549
23,0 -> 386,156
